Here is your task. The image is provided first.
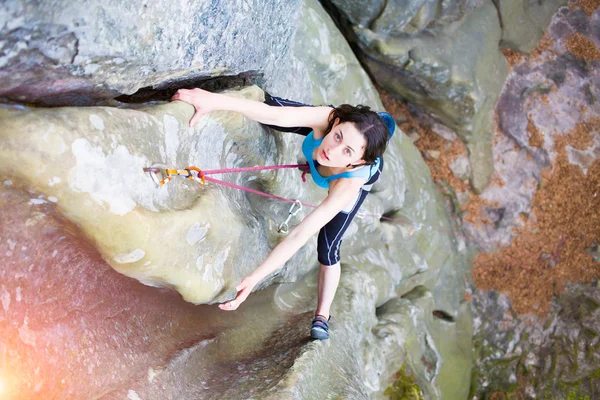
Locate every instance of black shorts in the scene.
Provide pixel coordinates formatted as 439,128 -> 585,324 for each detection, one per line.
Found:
264,93 -> 383,266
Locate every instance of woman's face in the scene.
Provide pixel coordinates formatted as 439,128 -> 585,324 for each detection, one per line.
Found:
315,120 -> 366,168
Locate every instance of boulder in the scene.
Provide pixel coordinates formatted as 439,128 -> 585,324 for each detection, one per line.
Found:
0,0 -> 471,398
498,0 -> 568,53
0,0 -> 302,105
469,6 -> 600,398
321,0 -> 566,192
471,283 -> 600,398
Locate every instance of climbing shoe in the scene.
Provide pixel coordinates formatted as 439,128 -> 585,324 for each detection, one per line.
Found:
310,314 -> 331,340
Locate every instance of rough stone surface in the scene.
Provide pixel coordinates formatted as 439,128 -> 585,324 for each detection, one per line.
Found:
371,4 -> 599,397
450,154 -> 471,181
0,87 -> 469,398
498,0 -> 568,53
0,0 -> 301,105
322,0 -> 566,193
327,0 -> 507,193
372,287 -> 473,400
470,282 -> 600,399
467,5 -> 600,398
0,1 -> 471,398
464,5 -> 600,252
0,183 -> 219,399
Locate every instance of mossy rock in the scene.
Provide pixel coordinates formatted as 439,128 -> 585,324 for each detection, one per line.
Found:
384,364 -> 424,400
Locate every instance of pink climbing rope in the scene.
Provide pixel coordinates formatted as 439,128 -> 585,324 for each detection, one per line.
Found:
206,172 -> 572,256
206,164 -> 311,183
144,163 -> 535,251
145,163 -> 421,229
202,164 -> 308,176
203,175 -> 317,209
194,166 -> 422,234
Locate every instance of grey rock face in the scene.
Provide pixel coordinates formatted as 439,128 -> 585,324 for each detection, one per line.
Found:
464,5 -> 600,253
329,0 -> 386,28
0,183 -> 222,399
0,84 -> 471,398
0,0 -> 301,105
470,283 -> 600,398
468,6 -> 600,398
498,0 -> 568,53
324,0 -> 507,193
321,0 -> 566,193
450,154 -> 471,181
330,0 -> 481,37
372,287 -> 473,400
0,1 -> 472,398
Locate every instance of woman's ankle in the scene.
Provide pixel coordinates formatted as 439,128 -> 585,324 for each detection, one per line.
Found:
314,312 -> 330,320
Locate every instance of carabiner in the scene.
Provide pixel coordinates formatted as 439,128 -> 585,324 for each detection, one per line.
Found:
185,166 -> 206,185
143,164 -> 170,185
277,200 -> 303,234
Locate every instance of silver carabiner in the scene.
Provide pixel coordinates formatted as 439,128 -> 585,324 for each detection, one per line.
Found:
277,200 -> 303,234
143,163 -> 169,186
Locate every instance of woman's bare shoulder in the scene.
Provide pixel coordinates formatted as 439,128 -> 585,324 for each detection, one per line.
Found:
328,175 -> 366,195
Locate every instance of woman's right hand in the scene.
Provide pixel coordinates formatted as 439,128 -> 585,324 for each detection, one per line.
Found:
171,88 -> 218,127
218,276 -> 259,311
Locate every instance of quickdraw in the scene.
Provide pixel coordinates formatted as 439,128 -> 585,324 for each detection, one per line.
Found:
277,201 -> 302,234
143,164 -> 206,186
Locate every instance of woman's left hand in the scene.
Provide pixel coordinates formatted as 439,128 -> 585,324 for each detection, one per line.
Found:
171,88 -> 217,127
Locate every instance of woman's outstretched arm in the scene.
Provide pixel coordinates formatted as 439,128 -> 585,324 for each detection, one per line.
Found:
171,88 -> 331,131
218,177 -> 365,311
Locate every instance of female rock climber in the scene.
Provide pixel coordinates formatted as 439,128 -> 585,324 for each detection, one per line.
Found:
171,88 -> 395,340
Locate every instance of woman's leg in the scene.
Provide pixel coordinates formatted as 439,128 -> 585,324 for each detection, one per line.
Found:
315,262 -> 341,318
311,188 -> 370,334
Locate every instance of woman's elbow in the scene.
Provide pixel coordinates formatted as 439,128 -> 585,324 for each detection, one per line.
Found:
287,224 -> 316,246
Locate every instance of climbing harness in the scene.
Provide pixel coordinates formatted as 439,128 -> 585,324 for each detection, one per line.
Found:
277,201 -> 302,234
